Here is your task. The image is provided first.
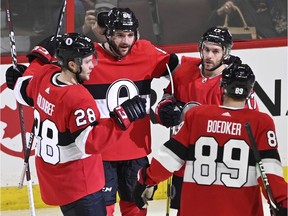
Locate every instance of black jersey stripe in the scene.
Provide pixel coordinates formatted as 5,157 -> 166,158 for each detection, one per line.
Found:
185,144 -> 280,166
83,79 -> 152,100
163,138 -> 188,161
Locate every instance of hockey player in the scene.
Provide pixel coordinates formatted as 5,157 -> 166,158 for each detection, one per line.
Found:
81,7 -> 179,216
133,63 -> 288,216
156,26 -> 258,128
5,32 -> 147,216
155,26 -> 258,214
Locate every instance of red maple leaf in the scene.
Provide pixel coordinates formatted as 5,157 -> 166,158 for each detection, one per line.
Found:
1,103 -> 34,139
1,83 -> 35,158
1,83 -> 34,139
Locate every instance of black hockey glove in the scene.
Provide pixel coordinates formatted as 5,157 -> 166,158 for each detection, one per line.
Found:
223,54 -> 242,66
111,96 -> 147,130
27,35 -> 62,64
97,11 -> 109,29
133,165 -> 158,210
155,96 -> 182,127
5,64 -> 27,90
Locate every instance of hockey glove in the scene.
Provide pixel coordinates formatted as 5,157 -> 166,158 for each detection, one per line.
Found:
6,64 -> 27,90
223,54 -> 242,66
111,96 -> 147,130
155,96 -> 182,127
27,35 -> 62,64
97,11 -> 109,29
133,165 -> 158,210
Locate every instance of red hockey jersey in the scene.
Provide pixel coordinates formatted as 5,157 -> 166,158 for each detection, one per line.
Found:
146,105 -> 287,216
14,60 -> 122,205
83,40 -> 172,161
166,56 -> 258,109
166,56 -> 258,177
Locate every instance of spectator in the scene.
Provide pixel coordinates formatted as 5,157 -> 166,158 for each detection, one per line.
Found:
81,1 -> 116,42
208,0 -> 287,39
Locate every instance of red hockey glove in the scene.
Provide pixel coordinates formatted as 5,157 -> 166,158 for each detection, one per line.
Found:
111,96 -> 147,130
5,64 -> 27,90
133,165 -> 158,210
27,35 -> 62,64
155,96 -> 182,127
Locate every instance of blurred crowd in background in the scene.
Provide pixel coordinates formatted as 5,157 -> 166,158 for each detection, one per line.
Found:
1,0 -> 287,55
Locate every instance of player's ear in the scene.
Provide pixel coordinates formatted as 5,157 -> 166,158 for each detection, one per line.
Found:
67,61 -> 78,72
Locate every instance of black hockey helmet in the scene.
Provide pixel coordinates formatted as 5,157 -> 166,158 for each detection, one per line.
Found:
56,32 -> 96,68
105,7 -> 139,38
199,26 -> 233,57
221,63 -> 255,99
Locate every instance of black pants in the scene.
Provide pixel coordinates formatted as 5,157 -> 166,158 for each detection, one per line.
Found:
102,157 -> 149,205
60,190 -> 106,216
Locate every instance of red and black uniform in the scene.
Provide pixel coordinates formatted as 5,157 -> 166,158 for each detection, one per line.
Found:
83,40 -> 178,215
14,59 -> 122,206
166,56 -> 258,109
145,105 -> 287,216
163,56 -> 258,209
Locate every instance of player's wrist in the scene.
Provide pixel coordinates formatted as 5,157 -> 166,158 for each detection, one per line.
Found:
111,105 -> 131,130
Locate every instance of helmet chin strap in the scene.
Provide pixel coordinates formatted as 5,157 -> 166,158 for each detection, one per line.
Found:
104,34 -> 123,60
201,53 -> 225,73
200,44 -> 227,72
106,33 -> 136,60
206,61 -> 223,72
109,42 -> 123,60
67,65 -> 83,84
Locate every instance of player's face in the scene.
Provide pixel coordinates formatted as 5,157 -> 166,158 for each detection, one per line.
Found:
79,55 -> 96,81
109,30 -> 136,57
201,42 -> 224,71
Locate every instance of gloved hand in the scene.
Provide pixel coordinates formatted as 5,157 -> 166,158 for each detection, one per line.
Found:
5,64 -> 27,90
97,11 -> 109,29
111,95 -> 147,130
27,35 -> 62,64
223,54 -> 242,66
133,165 -> 158,210
155,96 -> 182,127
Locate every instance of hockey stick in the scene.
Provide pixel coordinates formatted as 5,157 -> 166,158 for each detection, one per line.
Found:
6,0 -> 33,189
245,122 -> 279,216
165,64 -> 174,216
18,0 -> 67,186
54,0 -> 67,37
18,131 -> 34,188
6,0 -> 36,215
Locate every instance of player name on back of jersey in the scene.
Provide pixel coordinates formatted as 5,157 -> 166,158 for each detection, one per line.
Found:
37,93 -> 55,116
207,120 -> 241,136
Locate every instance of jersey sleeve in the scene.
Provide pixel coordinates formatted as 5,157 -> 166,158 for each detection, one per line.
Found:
13,75 -> 33,106
13,59 -> 43,106
254,113 -> 288,205
245,90 -> 259,110
68,88 -> 122,155
141,40 -> 177,78
23,58 -> 47,76
145,109 -> 193,185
